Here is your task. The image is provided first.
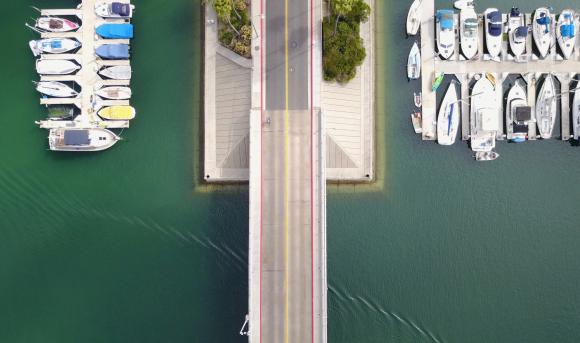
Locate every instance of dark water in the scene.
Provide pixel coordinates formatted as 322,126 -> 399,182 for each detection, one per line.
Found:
1,0 -> 580,342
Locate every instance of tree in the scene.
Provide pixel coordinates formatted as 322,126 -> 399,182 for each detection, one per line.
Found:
213,0 -> 239,35
332,0 -> 355,33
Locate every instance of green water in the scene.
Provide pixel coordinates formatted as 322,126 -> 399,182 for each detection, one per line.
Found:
1,0 -> 580,342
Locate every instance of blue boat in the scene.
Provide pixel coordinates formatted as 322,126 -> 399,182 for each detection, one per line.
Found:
96,23 -> 134,39
96,44 -> 130,59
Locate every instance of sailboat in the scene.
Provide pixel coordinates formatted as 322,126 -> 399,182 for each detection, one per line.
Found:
437,82 -> 460,145
505,82 -> 532,143
460,5 -> 479,60
535,75 -> 557,139
533,7 -> 553,59
98,65 -> 132,80
29,38 -> 81,57
406,0 -> 422,36
508,7 -> 528,59
36,81 -> 78,98
36,59 -> 80,75
573,88 -> 580,140
407,42 -> 421,80
557,9 -> 576,60
48,128 -> 120,152
35,17 -> 79,32
470,75 -> 499,152
95,86 -> 132,100
95,2 -> 134,18
484,8 -> 503,59
436,9 -> 455,60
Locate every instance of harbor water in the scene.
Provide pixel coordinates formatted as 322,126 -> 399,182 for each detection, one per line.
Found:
0,0 -> 579,342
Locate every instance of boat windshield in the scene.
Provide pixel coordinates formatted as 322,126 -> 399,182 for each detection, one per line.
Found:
464,19 -> 478,37
487,11 -> 501,23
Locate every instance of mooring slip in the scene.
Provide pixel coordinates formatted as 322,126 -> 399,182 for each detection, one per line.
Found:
30,0 -> 135,151
412,0 -> 580,160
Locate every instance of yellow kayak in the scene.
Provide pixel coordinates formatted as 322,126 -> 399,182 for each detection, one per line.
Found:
98,105 -> 135,120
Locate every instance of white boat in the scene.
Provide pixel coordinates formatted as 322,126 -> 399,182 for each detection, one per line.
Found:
505,81 -> 531,143
475,151 -> 500,161
36,81 -> 78,98
508,7 -> 528,59
411,112 -> 422,134
454,0 -> 474,10
98,65 -> 132,80
536,75 -> 557,139
573,88 -> 580,140
414,92 -> 422,108
460,6 -> 479,60
36,59 -> 80,75
407,42 -> 421,80
95,86 -> 132,100
437,83 -> 460,145
406,0 -> 422,36
557,9 -> 576,60
29,38 -> 81,57
484,8 -> 503,59
48,128 -> 120,152
436,9 -> 455,60
533,7 -> 553,59
35,17 -> 79,32
95,2 -> 134,18
470,75 -> 498,152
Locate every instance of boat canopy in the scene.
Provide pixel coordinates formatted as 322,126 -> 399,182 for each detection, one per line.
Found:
560,24 -> 575,38
515,26 -> 529,38
50,40 -> 63,49
487,11 -> 501,23
536,14 -> 551,26
96,44 -> 130,59
510,7 -> 521,17
96,23 -> 134,39
489,23 -> 502,36
515,106 -> 532,122
64,130 -> 89,146
111,2 -> 131,16
437,10 -> 454,30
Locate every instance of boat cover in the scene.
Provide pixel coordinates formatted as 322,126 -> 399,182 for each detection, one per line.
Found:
536,14 -> 551,26
111,2 -> 131,17
513,123 -> 528,133
96,44 -> 130,59
560,24 -> 575,38
515,26 -> 529,38
437,10 -> 454,30
487,11 -> 501,22
96,23 -> 134,39
50,40 -> 63,49
489,23 -> 502,36
515,106 -> 532,122
510,7 -> 520,17
64,130 -> 89,146
49,19 -> 64,29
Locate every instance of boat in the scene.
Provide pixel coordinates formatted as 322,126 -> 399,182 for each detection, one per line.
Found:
98,65 -> 132,80
411,112 -> 422,134
35,17 -> 79,32
454,0 -> 474,10
475,151 -> 500,161
459,5 -> 479,60
36,81 -> 78,98
96,44 -> 130,59
406,0 -> 422,36
437,82 -> 460,145
557,9 -> 576,59
48,128 -> 120,152
407,41 -> 421,80
505,82 -> 532,143
29,38 -> 80,57
484,9 -> 503,59
536,75 -> 557,139
533,7 -> 553,58
47,105 -> 75,120
95,2 -> 134,18
508,7 -> 528,58
470,75 -> 499,152
96,23 -> 134,39
414,92 -> 422,108
95,86 -> 132,100
98,105 -> 136,120
436,9 -> 455,60
573,88 -> 580,140
36,59 -> 80,75
432,72 -> 444,91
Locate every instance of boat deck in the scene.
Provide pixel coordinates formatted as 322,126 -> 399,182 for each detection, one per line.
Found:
35,0 -> 133,131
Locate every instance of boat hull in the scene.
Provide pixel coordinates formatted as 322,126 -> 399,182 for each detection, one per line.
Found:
29,39 -> 81,56
95,2 -> 134,18
470,76 -> 498,152
98,105 -> 136,120
36,81 -> 78,98
407,42 -> 421,79
508,14 -> 527,58
98,65 -> 132,80
535,75 -> 557,139
460,8 -> 478,59
36,17 -> 79,32
533,8 -> 553,59
505,82 -> 528,142
36,59 -> 80,75
437,83 -> 460,145
574,89 -> 580,140
406,0 -> 422,36
557,10 -> 576,60
484,9 -> 503,58
95,86 -> 132,100
48,128 -> 120,152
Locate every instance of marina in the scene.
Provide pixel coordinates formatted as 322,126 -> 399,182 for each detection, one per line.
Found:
28,0 -> 135,151
409,0 -> 580,160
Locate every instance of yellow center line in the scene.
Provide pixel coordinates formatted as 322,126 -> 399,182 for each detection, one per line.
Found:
284,0 -> 290,341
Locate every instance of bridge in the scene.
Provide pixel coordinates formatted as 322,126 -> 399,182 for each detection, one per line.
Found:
248,0 -> 327,342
